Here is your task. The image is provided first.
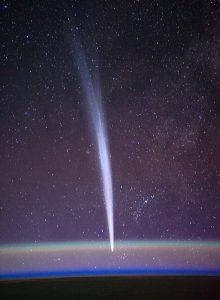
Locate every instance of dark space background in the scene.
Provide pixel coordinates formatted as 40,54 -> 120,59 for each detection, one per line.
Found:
0,0 -> 219,244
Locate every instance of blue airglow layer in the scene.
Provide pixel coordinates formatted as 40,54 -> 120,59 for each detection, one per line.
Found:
1,268 -> 220,281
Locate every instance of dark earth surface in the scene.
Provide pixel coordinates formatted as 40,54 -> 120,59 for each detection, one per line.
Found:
1,276 -> 220,300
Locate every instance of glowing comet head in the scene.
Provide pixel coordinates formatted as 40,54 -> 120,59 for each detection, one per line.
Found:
111,244 -> 114,252
72,37 -> 114,252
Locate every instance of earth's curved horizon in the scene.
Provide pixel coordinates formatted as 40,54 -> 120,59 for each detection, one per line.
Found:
1,240 -> 220,280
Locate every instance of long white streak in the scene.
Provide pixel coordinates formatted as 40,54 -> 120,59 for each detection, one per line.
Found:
73,40 -> 114,252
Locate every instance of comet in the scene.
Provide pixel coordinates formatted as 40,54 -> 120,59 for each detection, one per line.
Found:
72,38 -> 114,252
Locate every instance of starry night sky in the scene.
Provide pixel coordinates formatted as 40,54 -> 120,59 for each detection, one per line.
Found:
0,0 -> 220,245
